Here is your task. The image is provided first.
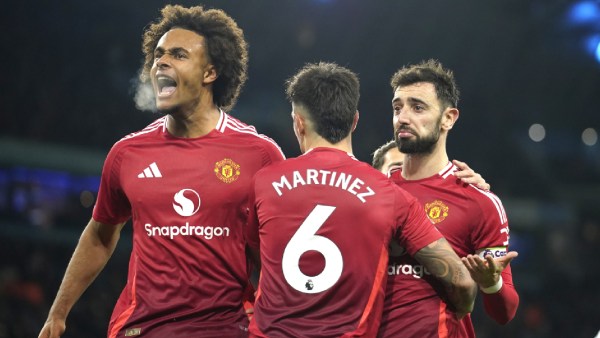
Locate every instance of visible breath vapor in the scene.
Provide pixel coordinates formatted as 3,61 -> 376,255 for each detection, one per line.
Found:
132,77 -> 157,112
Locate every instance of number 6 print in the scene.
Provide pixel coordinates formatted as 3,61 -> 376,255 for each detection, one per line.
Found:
282,205 -> 343,294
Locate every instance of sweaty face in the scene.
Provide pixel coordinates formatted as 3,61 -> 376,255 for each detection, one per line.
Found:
150,28 -> 212,114
392,82 -> 443,155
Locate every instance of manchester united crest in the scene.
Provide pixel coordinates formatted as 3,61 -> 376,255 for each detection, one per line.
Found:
214,158 -> 241,183
424,200 -> 449,224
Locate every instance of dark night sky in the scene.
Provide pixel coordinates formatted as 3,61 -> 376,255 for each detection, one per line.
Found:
2,0 -> 599,198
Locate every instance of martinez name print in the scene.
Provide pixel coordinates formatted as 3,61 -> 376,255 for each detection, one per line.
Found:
271,169 -> 375,203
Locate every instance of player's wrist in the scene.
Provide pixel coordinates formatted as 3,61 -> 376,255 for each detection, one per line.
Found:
479,276 -> 503,294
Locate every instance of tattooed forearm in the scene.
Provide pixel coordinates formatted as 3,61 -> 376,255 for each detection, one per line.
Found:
414,238 -> 477,317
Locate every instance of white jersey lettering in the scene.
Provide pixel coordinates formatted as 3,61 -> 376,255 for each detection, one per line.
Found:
271,169 -> 376,203
145,222 -> 230,240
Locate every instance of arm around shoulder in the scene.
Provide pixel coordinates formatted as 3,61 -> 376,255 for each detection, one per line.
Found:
39,218 -> 126,338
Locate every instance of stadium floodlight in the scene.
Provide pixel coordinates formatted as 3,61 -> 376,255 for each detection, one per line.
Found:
584,34 -> 600,63
567,1 -> 600,26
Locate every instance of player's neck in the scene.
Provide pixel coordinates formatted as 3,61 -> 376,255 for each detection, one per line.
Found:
303,134 -> 353,155
165,101 -> 221,138
401,143 -> 449,180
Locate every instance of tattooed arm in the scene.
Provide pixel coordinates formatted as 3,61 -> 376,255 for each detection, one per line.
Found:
414,238 -> 477,319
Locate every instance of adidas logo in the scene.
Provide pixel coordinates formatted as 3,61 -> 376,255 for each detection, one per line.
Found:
138,162 -> 162,178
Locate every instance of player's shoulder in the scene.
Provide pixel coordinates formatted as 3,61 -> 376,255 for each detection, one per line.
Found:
463,183 -> 503,204
442,164 -> 507,219
350,161 -> 412,201
117,117 -> 164,143
465,184 -> 507,222
219,113 -> 285,157
439,163 -> 500,198
356,160 -> 398,184
108,117 -> 165,153
254,154 -> 302,176
219,113 -> 275,145
449,170 -> 503,205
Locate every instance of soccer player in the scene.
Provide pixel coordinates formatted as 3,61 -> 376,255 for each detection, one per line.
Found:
372,140 -> 405,174
372,140 -> 490,190
38,5 -> 284,338
378,60 -> 519,338
245,62 -> 477,337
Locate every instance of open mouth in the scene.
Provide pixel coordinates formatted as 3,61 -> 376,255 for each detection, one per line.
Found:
157,75 -> 177,96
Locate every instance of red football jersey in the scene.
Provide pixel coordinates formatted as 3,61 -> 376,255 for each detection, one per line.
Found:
379,162 -> 516,338
92,112 -> 284,338
246,147 -> 442,338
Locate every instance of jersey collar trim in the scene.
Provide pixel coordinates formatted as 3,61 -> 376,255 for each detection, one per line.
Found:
215,109 -> 226,133
439,161 -> 455,179
160,110 -> 226,134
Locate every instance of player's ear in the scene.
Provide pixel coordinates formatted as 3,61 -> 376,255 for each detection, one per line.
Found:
203,64 -> 218,84
351,111 -> 359,132
292,112 -> 306,136
442,107 -> 459,131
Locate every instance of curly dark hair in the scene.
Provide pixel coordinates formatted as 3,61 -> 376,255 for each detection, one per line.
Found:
390,59 -> 459,109
286,62 -> 360,144
140,5 -> 248,111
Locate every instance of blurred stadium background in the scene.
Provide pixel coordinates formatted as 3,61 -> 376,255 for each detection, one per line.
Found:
1,0 -> 599,337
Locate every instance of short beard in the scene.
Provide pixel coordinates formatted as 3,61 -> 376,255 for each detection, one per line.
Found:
394,118 -> 441,155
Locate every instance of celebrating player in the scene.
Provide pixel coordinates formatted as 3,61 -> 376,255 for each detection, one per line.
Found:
38,5 -> 284,338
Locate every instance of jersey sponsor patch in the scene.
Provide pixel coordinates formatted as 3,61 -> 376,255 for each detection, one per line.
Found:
424,200 -> 449,224
478,247 -> 507,259
214,158 -> 241,183
387,263 -> 431,279
172,189 -> 201,216
145,222 -> 230,240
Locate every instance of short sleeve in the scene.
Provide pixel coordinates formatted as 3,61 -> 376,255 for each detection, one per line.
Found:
470,190 -> 509,251
92,144 -> 131,225
245,174 -> 260,251
259,136 -> 286,167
